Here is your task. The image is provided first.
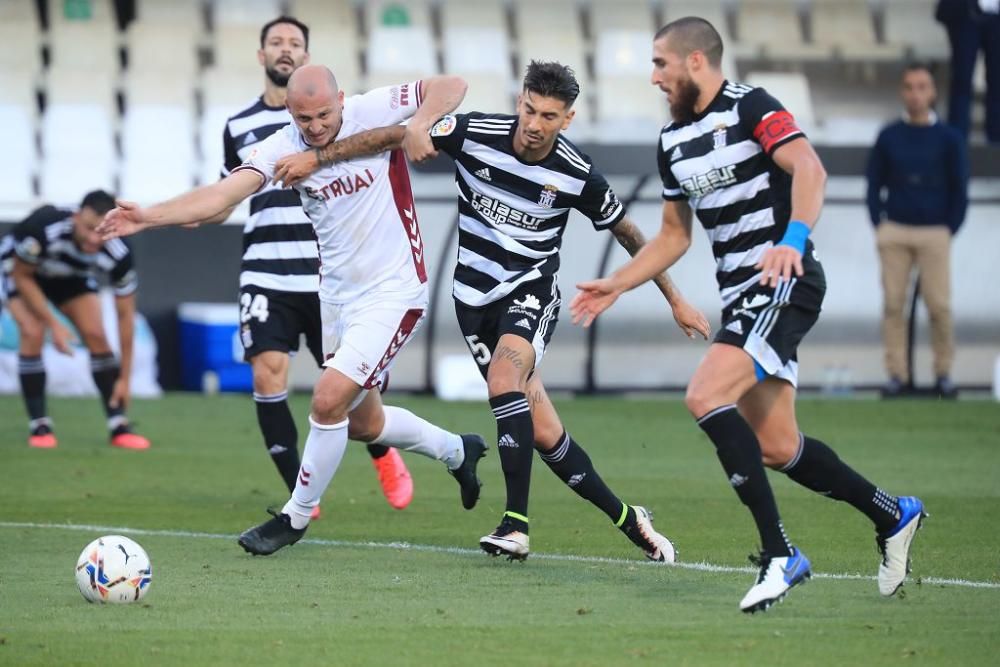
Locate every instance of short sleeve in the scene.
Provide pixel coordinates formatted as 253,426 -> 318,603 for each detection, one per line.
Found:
105,239 -> 138,296
657,135 -> 686,201
428,113 -> 468,158
230,129 -> 293,193
738,87 -> 806,156
577,169 -> 626,230
347,80 -> 423,130
221,124 -> 240,178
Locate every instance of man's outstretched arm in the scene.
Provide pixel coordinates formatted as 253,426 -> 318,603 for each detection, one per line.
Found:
273,126 -> 407,187
97,170 -> 262,239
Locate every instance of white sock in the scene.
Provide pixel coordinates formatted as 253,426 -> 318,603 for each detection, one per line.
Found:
372,406 -> 464,469
282,416 -> 349,529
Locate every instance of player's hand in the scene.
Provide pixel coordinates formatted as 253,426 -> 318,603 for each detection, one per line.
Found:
670,298 -> 711,340
110,377 -> 130,410
570,278 -> 622,328
97,200 -> 145,240
755,244 -> 803,288
50,321 -> 76,356
402,124 -> 438,163
273,150 -> 320,188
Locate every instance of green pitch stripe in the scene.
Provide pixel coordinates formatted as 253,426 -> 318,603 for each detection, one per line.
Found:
3,521 -> 998,591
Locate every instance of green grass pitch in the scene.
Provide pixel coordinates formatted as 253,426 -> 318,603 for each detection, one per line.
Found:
1,393 -> 998,666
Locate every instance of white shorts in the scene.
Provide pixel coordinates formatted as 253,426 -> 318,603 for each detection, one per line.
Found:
321,290 -> 428,390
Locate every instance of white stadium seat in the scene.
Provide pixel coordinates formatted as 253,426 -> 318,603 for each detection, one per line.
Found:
210,0 -> 283,28
45,67 -> 117,116
455,74 -> 516,115
366,26 -> 438,85
443,28 -> 511,76
127,21 -> 200,77
135,0 -> 203,25
595,31 -> 657,77
0,71 -> 38,110
594,77 -> 667,143
744,71 -> 817,136
48,21 -> 119,72
733,0 -> 828,61
589,0 -> 655,32
513,0 -> 588,81
120,154 -> 196,204
884,0 -> 950,61
122,106 -> 195,164
41,105 -> 116,164
40,155 -> 115,207
810,0 -> 903,62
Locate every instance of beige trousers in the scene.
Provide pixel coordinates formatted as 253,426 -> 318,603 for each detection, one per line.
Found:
876,221 -> 953,382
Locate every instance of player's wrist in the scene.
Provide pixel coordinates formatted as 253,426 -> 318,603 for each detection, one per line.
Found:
778,220 -> 810,254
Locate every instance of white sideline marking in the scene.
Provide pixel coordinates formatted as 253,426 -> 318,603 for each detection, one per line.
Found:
3,521 -> 998,591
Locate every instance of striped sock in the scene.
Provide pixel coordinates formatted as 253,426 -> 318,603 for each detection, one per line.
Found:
490,391 -> 534,521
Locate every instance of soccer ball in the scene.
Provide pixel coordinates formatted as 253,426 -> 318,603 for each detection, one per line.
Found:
74,535 -> 152,604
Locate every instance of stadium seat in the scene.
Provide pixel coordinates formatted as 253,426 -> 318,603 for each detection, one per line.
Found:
661,1 -> 740,79
41,104 -> 115,163
124,69 -> 196,114
589,0 -> 655,32
120,154 -> 196,204
0,12 -> 43,77
362,1 -> 433,28
200,66 -> 264,110
0,105 -> 38,170
48,21 -> 119,71
0,71 -> 38,110
595,31 -> 656,77
0,164 -> 34,204
744,71 -> 817,135
443,28 -> 511,76
810,0 -> 903,62
456,74 -> 516,115
198,106 -> 234,185
594,77 -> 667,143
122,106 -> 195,164
366,26 -> 438,87
512,0 -> 587,81
213,25 -> 267,70
288,0 -> 361,94
883,0 -> 950,61
45,67 -> 117,116
39,154 -> 115,206
48,0 -> 116,29
210,0 -> 283,27
134,0 -> 203,25
732,0 -> 827,61
126,21 -> 200,77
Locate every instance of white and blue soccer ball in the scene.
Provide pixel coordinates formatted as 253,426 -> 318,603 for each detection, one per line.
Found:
75,535 -> 152,604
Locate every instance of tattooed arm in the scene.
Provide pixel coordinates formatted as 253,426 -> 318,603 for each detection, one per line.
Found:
272,125 -> 407,187
610,217 -> 711,339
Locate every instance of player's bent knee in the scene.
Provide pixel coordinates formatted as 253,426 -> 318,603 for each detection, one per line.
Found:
310,393 -> 350,425
759,436 -> 799,468
486,373 -> 523,398
684,386 -> 716,419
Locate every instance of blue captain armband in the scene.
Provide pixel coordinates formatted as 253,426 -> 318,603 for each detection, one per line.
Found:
778,220 -> 810,254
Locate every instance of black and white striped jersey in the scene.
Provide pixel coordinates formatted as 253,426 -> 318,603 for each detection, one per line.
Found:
222,97 -> 319,293
430,112 -> 626,307
1,205 -> 137,295
657,81 -> 811,308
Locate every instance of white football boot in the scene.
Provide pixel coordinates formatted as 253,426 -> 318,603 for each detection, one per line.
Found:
480,516 -> 530,561
625,506 -> 677,563
877,496 -> 927,596
740,547 -> 811,614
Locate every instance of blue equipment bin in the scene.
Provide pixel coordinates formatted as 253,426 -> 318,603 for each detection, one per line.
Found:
178,303 -> 251,392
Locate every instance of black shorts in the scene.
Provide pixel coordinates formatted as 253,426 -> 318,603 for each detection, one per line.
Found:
238,285 -> 323,365
454,276 -> 560,380
713,249 -> 826,386
4,273 -> 98,307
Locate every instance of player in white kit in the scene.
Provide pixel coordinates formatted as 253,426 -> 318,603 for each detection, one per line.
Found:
98,65 -> 487,555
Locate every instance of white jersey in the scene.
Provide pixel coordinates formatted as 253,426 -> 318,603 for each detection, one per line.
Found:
233,82 -> 428,305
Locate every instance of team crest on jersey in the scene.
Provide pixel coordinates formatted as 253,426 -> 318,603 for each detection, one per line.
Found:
16,236 -> 41,260
713,124 -> 728,149
537,184 -> 558,208
431,115 -> 456,137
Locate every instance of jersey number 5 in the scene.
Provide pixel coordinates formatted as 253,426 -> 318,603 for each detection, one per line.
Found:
465,335 -> 491,366
240,292 -> 270,323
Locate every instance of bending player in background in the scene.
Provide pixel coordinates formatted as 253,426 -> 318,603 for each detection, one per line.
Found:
201,16 -> 416,513
271,61 -> 711,563
0,190 -> 150,450
571,18 -> 926,612
98,65 -> 487,556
